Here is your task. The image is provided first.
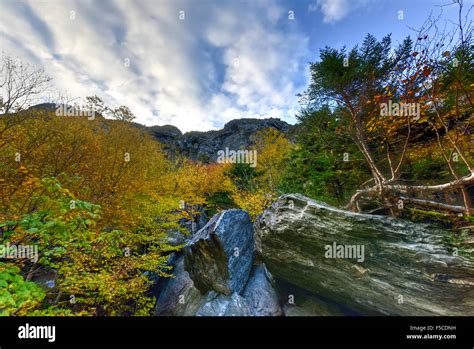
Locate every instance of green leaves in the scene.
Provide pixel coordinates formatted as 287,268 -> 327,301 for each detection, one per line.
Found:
2,175 -> 179,316
281,107 -> 369,206
0,262 -> 46,316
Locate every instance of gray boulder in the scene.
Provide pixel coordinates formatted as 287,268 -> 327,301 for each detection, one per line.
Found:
242,264 -> 282,316
154,256 -> 203,316
195,292 -> 251,316
254,193 -> 474,316
184,209 -> 254,295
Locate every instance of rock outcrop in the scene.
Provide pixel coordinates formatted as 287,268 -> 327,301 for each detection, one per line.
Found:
184,209 -> 254,295
254,194 -> 474,316
147,124 -> 183,146
154,256 -> 203,316
195,292 -> 251,316
146,118 -> 292,161
156,193 -> 474,316
242,264 -> 282,316
156,209 -> 282,316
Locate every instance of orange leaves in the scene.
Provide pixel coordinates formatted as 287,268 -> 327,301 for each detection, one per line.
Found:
18,165 -> 28,174
0,113 -> 174,232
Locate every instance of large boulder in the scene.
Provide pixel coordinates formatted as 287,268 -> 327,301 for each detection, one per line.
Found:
195,292 -> 251,316
254,194 -> 474,316
184,209 -> 254,295
154,256 -> 203,316
242,264 -> 282,316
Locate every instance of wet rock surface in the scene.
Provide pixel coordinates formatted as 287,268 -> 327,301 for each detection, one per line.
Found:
195,292 -> 251,316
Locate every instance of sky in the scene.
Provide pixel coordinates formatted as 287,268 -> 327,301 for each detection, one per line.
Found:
0,0 -> 469,132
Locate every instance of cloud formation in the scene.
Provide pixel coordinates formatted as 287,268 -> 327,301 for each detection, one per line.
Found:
313,0 -> 350,23
0,0 -> 310,131
311,0 -> 375,23
1,0 -> 433,131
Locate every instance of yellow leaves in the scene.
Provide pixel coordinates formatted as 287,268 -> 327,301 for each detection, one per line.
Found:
231,189 -> 274,220
22,178 -> 35,186
414,115 -> 429,123
1,112 -> 173,232
19,165 -> 28,174
251,128 -> 293,192
442,51 -> 450,57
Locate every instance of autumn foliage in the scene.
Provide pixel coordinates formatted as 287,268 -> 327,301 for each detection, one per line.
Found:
0,111 -> 233,315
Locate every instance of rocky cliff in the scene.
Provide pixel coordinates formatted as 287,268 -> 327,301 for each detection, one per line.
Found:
146,118 -> 292,161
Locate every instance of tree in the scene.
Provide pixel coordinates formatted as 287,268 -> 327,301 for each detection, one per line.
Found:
252,128 -> 293,192
85,95 -> 108,116
0,55 -> 51,114
228,128 -> 293,218
111,105 -> 136,122
300,1 -> 473,216
280,108 -> 369,206
84,97 -> 136,122
0,113 -> 184,315
409,0 -> 473,215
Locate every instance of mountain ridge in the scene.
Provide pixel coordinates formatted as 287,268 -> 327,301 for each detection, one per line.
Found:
24,103 -> 294,162
144,117 -> 294,161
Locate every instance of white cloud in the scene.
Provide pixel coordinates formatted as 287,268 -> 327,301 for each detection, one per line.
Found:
205,1 -> 309,126
314,0 -> 349,23
311,0 -> 374,23
0,0 -> 310,132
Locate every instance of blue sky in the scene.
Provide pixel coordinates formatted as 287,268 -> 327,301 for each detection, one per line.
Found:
0,0 -> 469,131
